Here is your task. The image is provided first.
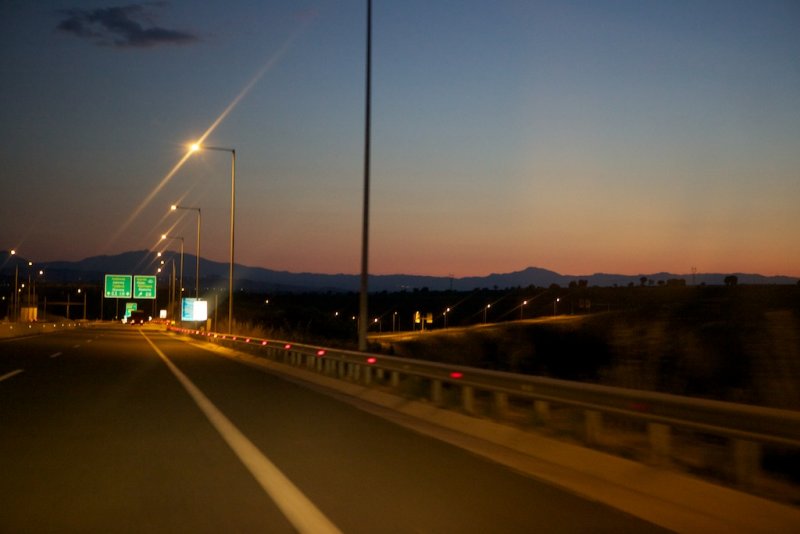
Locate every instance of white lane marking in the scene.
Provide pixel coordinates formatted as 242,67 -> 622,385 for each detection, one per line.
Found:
72,344 -> 80,349
1,369 -> 24,382
140,332 -> 341,534
50,352 -> 63,359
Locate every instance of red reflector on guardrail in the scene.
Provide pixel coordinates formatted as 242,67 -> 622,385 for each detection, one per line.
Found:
316,350 -> 326,357
261,340 -> 268,346
245,338 -> 251,343
366,357 -> 377,364
450,372 -> 463,379
284,344 -> 292,350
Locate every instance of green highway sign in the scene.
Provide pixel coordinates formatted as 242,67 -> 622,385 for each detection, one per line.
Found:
134,275 -> 157,299
104,274 -> 132,298
124,302 -> 138,318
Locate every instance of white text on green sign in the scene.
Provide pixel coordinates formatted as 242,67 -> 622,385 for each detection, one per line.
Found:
104,274 -> 132,298
134,275 -> 157,299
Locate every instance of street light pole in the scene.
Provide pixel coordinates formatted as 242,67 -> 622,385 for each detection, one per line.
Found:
161,234 -> 184,322
359,0 -> 372,351
13,268 -> 18,322
170,205 -> 201,298
26,262 -> 33,315
188,143 -> 236,334
228,149 -> 236,335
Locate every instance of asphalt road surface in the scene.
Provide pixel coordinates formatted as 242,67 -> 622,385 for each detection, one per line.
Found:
1,324 -> 669,533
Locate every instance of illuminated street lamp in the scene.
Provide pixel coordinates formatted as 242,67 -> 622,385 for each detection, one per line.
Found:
77,288 -> 87,321
37,269 -> 45,321
161,234 -> 184,321
521,300 -> 528,320
10,250 -> 18,321
26,261 -> 34,316
484,303 -> 491,323
188,142 -> 236,334
553,297 -> 560,316
170,204 -> 201,299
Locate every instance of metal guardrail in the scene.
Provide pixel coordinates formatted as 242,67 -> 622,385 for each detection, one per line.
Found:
171,326 -> 800,488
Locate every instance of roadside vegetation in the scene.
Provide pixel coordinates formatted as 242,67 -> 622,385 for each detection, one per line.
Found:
369,285 -> 800,410
223,283 -> 800,408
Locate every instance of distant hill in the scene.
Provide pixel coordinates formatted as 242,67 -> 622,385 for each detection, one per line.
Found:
2,250 -> 797,292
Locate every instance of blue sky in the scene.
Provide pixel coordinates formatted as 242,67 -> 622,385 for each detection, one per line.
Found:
2,1 -> 799,277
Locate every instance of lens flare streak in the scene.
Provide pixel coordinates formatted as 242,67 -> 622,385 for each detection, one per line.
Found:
106,27 -> 304,252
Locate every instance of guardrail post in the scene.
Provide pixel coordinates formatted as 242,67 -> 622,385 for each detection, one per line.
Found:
376,368 -> 385,381
585,410 -> 602,445
363,366 -> 372,385
390,371 -> 400,388
648,423 -> 671,466
534,400 -> 550,424
431,379 -> 443,405
337,360 -> 345,378
732,439 -> 761,488
462,386 -> 475,414
493,392 -> 509,418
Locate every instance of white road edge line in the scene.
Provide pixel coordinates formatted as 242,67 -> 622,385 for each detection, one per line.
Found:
140,331 -> 342,534
50,352 -> 62,359
0,369 -> 24,382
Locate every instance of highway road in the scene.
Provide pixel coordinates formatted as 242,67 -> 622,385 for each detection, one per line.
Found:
1,324 -> 668,533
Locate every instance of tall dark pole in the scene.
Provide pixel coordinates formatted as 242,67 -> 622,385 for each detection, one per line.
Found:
228,149 -> 236,335
359,0 -> 372,351
185,144 -> 234,333
195,209 -> 201,298
13,264 -> 18,322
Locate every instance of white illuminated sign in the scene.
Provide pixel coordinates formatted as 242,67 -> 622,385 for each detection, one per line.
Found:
181,298 -> 208,321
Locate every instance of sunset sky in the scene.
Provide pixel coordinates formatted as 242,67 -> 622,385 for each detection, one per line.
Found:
2,1 -> 799,278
